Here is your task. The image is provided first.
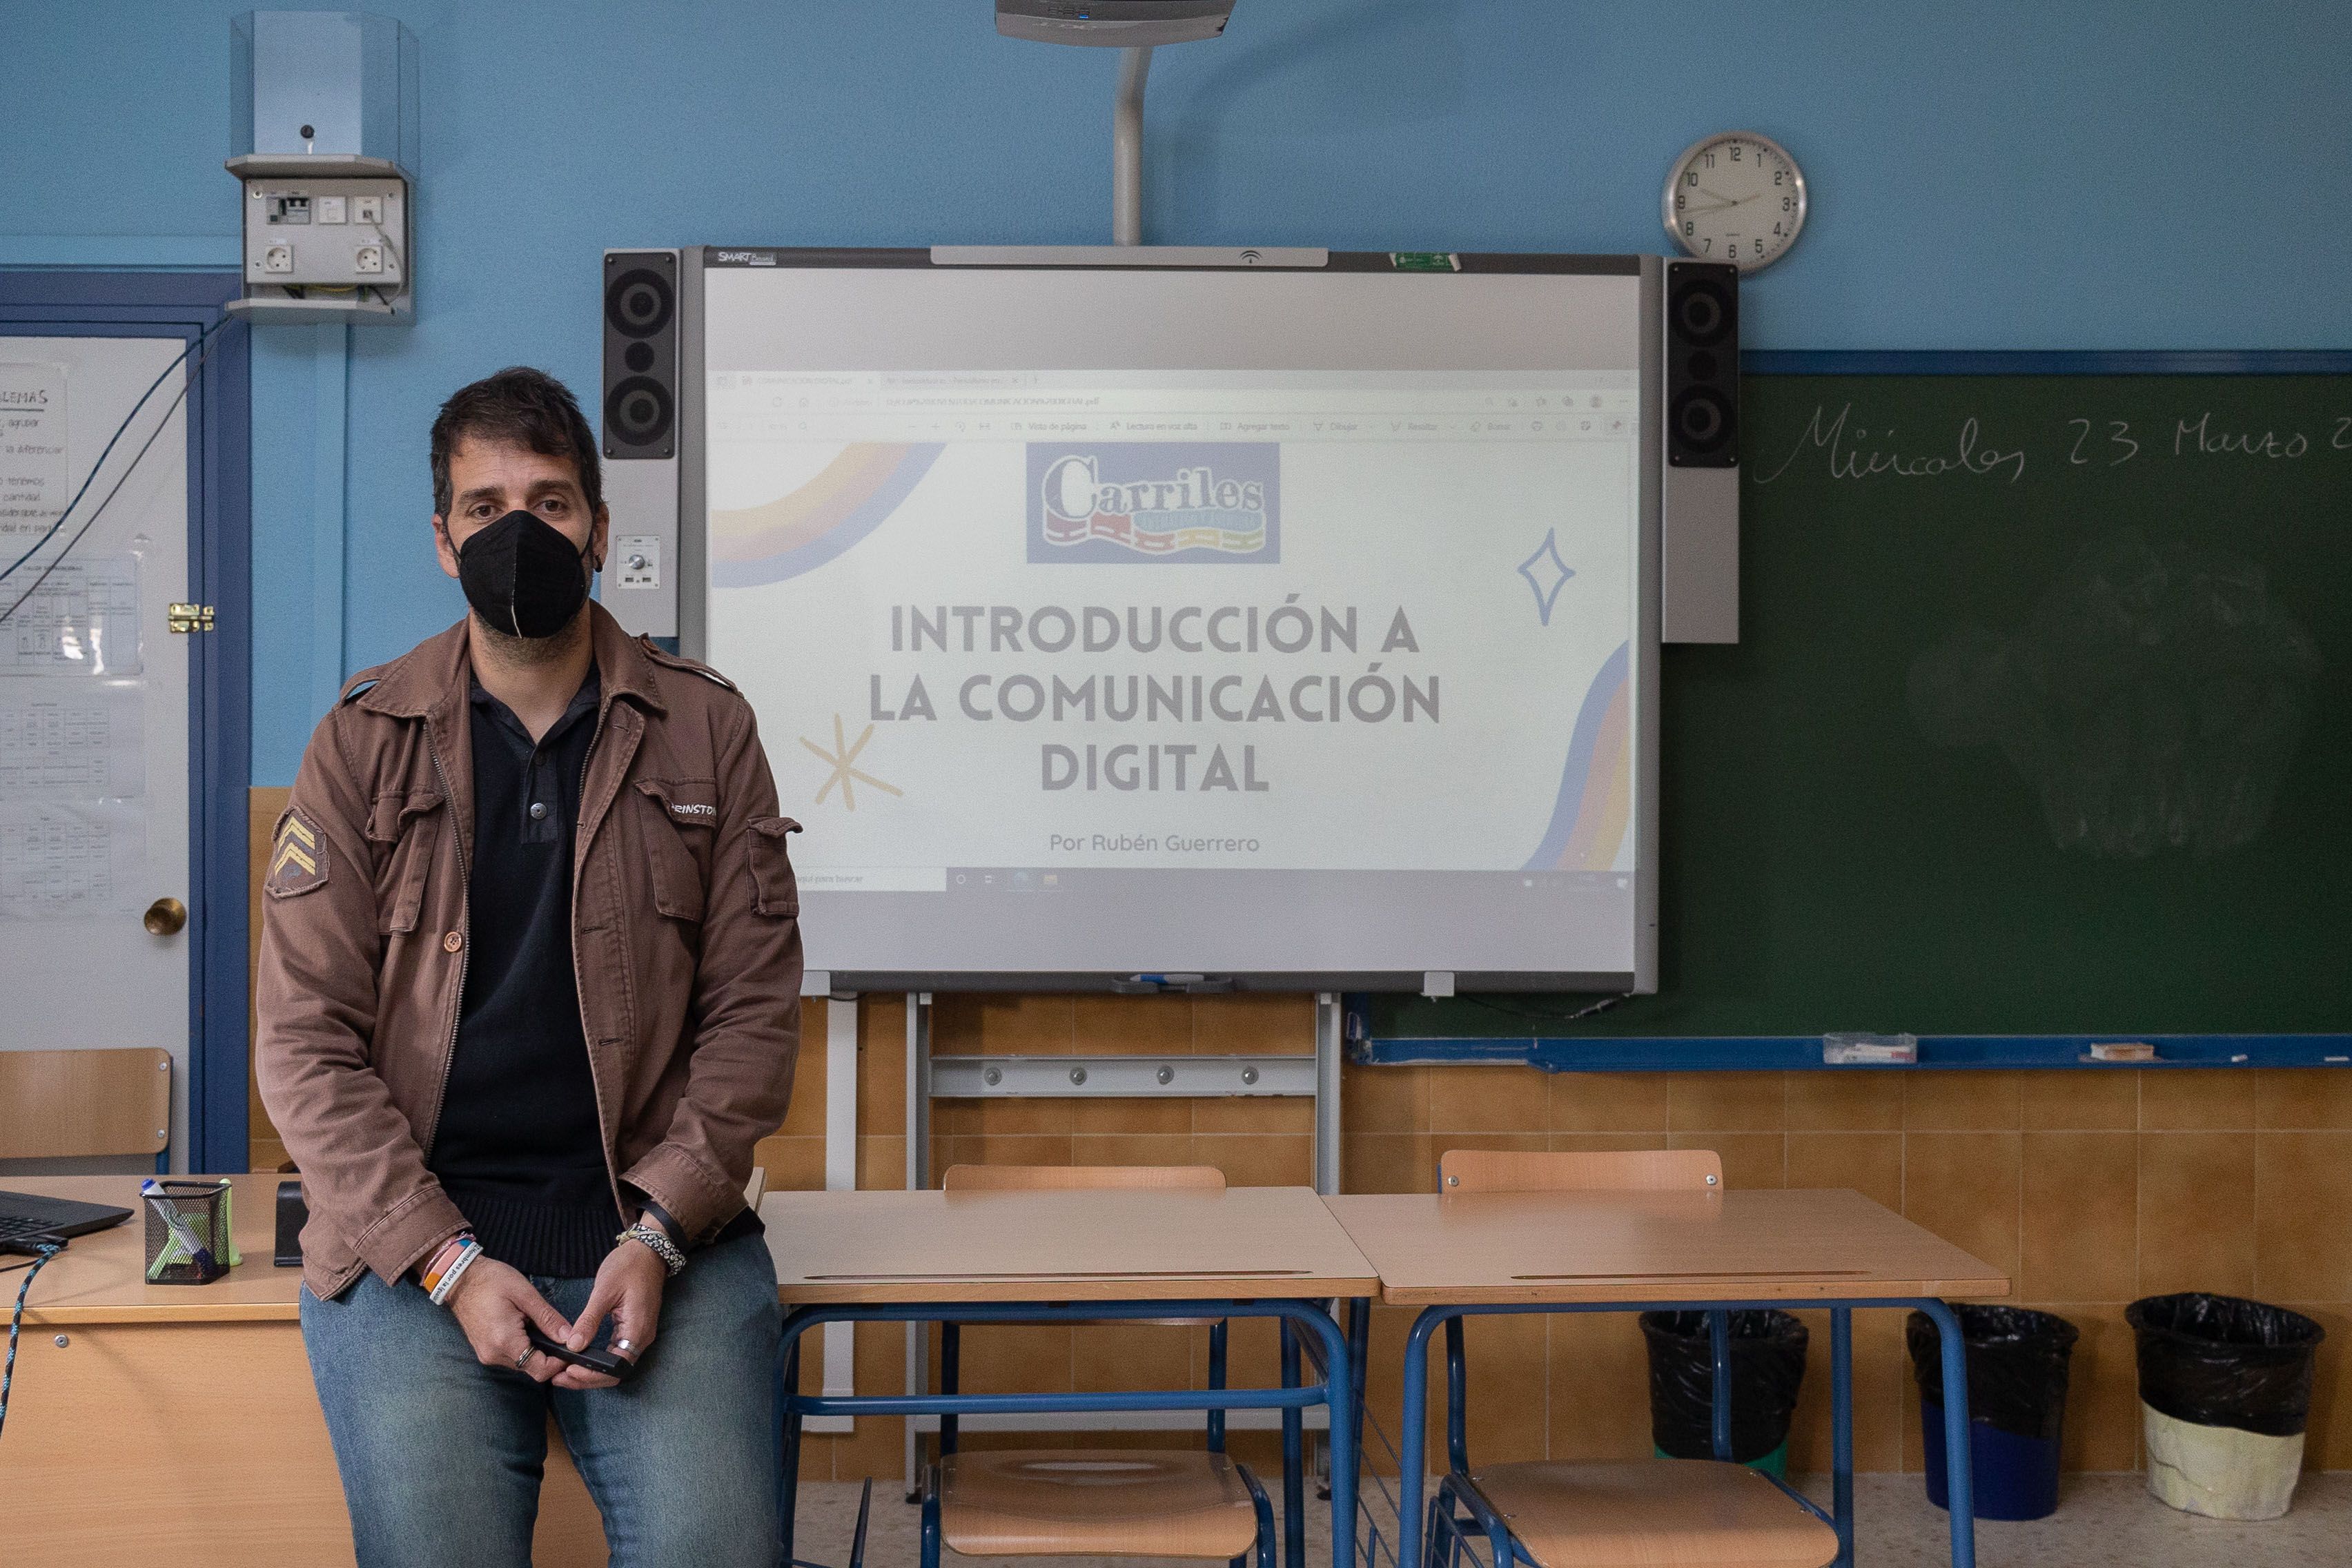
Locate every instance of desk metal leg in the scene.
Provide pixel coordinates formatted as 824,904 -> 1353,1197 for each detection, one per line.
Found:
1831,1308 -> 1854,1568
1707,1309 -> 1734,1462
1281,1322 -> 1305,1568
1326,1316 -> 1364,1568
778,1337 -> 804,1568
1294,1304 -> 1358,1568
1917,1300 -> 1979,1568
1347,1297 -> 1371,1488
1443,1317 -> 1470,1476
1398,1307 -> 1443,1568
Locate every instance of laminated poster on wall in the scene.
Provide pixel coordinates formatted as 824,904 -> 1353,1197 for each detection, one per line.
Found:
0,680 -> 144,798
0,553 -> 143,677
0,798 -> 146,921
0,362 -> 68,539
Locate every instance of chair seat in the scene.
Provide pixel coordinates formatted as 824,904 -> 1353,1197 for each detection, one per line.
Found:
939,1450 -> 1260,1560
1464,1460 -> 1839,1568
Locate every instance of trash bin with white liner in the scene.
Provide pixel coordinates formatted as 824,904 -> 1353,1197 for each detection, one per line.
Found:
2126,1293 -> 2326,1520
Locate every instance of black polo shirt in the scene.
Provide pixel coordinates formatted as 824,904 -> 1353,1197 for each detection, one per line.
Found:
428,670 -> 616,1277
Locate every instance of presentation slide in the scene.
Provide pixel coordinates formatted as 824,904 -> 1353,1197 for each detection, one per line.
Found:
699,264 -> 1652,983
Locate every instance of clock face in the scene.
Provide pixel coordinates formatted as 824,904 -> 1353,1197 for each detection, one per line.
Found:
1663,133 -> 1806,272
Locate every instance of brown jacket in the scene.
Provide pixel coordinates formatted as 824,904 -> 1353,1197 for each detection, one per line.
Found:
256,605 -> 801,1299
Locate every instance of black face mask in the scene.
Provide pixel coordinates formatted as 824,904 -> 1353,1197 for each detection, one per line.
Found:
452,509 -> 594,639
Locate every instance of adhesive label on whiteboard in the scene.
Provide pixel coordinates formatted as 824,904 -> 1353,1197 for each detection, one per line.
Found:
0,362 -> 67,539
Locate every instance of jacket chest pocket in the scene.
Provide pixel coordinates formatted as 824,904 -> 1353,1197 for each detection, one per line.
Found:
366,787 -> 445,935
634,778 -> 718,921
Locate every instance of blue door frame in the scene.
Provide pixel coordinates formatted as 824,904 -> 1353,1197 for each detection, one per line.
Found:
0,271 -> 252,1174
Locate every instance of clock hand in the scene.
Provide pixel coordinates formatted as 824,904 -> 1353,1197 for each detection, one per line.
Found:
1681,197 -> 1740,215
1695,185 -> 1758,207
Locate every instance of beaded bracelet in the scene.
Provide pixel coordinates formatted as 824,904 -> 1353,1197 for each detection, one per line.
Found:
617,1221 -> 687,1277
427,1239 -> 483,1307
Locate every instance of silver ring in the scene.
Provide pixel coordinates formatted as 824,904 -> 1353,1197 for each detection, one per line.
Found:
514,1348 -> 534,1371
613,1338 -> 634,1355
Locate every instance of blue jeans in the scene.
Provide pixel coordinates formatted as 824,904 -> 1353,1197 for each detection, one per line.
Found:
300,1234 -> 781,1568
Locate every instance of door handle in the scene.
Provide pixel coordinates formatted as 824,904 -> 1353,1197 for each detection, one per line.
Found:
144,896 -> 188,937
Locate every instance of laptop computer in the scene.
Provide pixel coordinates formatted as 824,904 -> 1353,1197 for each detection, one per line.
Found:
0,1188 -> 134,1253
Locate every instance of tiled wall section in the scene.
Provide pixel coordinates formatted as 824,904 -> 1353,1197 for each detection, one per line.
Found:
249,983 -> 2352,1482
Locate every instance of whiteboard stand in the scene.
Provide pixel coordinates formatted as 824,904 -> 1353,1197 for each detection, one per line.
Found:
892,988 -> 1345,1492
792,970 -> 856,1433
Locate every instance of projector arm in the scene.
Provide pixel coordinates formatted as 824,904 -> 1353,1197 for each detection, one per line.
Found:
1113,46 -> 1152,246
997,3 -> 1238,244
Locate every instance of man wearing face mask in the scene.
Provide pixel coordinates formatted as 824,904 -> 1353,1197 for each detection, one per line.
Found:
256,366 -> 799,1568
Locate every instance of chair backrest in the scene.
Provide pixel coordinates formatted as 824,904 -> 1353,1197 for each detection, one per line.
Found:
1438,1148 -> 1722,1193
932,1164 -> 1234,1420
940,1164 -> 1226,1193
0,1048 -> 170,1161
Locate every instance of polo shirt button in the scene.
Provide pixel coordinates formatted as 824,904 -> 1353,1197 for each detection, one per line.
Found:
442,930 -> 463,953
529,801 -> 548,821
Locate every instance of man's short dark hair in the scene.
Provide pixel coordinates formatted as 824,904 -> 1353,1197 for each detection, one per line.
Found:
429,366 -> 602,521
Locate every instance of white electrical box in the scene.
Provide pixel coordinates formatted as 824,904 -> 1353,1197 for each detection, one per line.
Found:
225,11 -> 418,323
242,175 -> 406,290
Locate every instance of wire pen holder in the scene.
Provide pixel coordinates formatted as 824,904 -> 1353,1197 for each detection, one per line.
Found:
143,1179 -> 239,1285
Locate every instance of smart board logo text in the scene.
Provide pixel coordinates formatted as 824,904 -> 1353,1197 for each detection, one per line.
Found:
1026,442 -> 1280,564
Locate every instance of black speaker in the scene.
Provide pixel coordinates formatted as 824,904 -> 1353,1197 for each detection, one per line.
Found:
602,251 -> 678,460
1664,259 -> 1738,468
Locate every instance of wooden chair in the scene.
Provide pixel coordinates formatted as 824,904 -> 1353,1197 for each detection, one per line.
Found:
1426,1148 -> 1838,1568
923,1166 -> 1276,1568
1439,1148 -> 1721,1194
940,1163 -> 1223,1193
0,1048 -> 170,1162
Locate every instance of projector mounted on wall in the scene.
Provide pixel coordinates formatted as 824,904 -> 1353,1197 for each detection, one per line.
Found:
996,1 -> 1241,244
996,0 -> 1235,47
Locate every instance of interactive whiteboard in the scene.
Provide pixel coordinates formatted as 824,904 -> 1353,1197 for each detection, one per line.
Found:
686,250 -> 1659,990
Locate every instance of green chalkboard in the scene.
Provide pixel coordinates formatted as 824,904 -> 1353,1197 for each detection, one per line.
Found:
1378,369 -> 2352,1041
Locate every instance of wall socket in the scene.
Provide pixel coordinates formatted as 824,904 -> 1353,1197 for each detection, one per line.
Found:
243,177 -> 404,288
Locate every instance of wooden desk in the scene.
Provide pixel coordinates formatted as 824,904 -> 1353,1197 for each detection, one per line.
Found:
1322,1187 -> 2010,1305
1320,1188 -> 2010,1568
763,1186 -> 1378,1568
0,1175 -> 605,1567
766,1185 -> 1381,1303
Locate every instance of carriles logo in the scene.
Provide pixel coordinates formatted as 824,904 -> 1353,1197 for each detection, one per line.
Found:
1027,442 -> 1280,564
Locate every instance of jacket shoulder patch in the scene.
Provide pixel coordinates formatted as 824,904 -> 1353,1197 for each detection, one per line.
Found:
637,637 -> 738,692
266,808 -> 330,896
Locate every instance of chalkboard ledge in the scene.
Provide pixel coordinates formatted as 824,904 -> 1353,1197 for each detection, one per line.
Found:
1349,1033 -> 2352,1072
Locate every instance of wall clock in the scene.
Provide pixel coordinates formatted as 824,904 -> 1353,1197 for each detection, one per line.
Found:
1663,131 -> 1807,272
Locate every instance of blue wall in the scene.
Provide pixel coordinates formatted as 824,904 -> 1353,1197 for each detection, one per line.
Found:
7,1 -> 2351,783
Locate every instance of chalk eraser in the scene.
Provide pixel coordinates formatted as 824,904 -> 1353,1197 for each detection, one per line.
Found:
1823,1032 -> 1918,1065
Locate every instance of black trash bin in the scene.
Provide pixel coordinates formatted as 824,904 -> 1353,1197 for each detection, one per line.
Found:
2126,1293 -> 2325,1520
1639,1309 -> 1807,1476
1906,1305 -> 2078,1520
